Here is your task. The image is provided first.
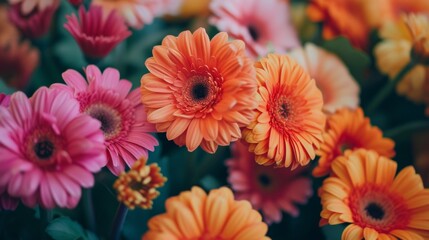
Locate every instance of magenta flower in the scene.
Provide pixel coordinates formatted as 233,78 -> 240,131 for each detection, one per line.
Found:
52,65 -> 158,175
8,0 -> 59,38
0,93 -> 10,107
64,6 -> 131,59
210,0 -> 300,58
227,141 -> 313,224
0,88 -> 106,209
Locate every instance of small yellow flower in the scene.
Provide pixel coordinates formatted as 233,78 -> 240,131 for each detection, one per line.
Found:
405,14 -> 429,64
113,157 -> 167,210
374,14 -> 429,104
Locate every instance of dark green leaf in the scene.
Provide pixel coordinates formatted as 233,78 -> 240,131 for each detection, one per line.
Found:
321,37 -> 371,84
45,216 -> 86,240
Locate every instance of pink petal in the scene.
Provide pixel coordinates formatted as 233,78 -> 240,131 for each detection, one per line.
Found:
116,80 -> 132,99
64,165 -> 94,188
47,173 -> 68,208
7,173 -> 23,197
20,169 -> 42,197
101,68 -> 120,89
62,69 -> 88,92
10,91 -> 32,126
40,179 -> 55,209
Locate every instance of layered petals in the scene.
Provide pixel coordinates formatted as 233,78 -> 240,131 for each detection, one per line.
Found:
289,43 -> 360,114
141,28 -> 257,153
243,54 -> 325,169
313,108 -> 395,177
319,149 -> 429,240
53,65 -> 158,175
143,186 -> 270,240
64,6 -> 131,58
0,88 -> 106,209
227,141 -> 313,224
210,0 -> 299,58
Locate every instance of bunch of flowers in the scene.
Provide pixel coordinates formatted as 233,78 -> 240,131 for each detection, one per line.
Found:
1,0 -> 429,239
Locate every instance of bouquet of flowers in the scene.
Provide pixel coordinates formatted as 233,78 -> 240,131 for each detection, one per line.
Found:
1,0 -> 429,239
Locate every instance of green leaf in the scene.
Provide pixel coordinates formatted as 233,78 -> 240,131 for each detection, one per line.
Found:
321,224 -> 346,240
46,216 -> 96,240
321,37 -> 371,84
199,175 -> 221,191
85,230 -> 98,240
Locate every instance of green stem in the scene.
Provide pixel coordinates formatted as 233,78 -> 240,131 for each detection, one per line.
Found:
82,189 -> 96,233
366,61 -> 417,115
385,121 -> 429,140
109,203 -> 128,240
40,208 -> 53,223
40,208 -> 53,240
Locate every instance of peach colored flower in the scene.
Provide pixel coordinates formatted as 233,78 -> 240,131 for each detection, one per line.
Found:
314,108 -> 395,177
374,14 -> 429,106
307,0 -> 392,49
141,28 -> 257,153
289,43 -> 360,114
143,186 -> 270,240
320,149 -> 429,240
242,54 -> 325,169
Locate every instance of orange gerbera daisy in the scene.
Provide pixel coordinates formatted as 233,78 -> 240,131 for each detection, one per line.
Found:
307,0 -> 392,49
320,149 -> 429,240
141,28 -> 257,153
313,108 -> 395,177
242,54 -> 325,169
143,186 -> 270,240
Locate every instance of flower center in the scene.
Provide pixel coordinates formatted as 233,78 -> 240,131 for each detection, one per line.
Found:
267,92 -> 303,134
248,25 -> 260,41
85,103 -> 122,140
25,127 -> 65,168
348,184 -> 410,233
175,66 -> 224,117
33,139 -> 54,159
365,202 -> 385,220
191,82 -> 209,101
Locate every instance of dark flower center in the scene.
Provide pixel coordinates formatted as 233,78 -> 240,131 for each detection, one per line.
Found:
191,82 -> 209,101
279,103 -> 290,119
85,104 -> 121,140
130,181 -> 144,191
248,25 -> 260,41
365,202 -> 385,220
258,174 -> 271,187
33,140 -> 54,159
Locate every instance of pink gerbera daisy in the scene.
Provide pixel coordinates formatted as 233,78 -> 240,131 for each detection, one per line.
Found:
53,65 -> 158,175
227,141 -> 313,224
64,6 -> 131,59
8,0 -> 59,38
0,93 -> 10,107
0,87 -> 106,209
289,43 -> 360,113
210,0 -> 299,58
